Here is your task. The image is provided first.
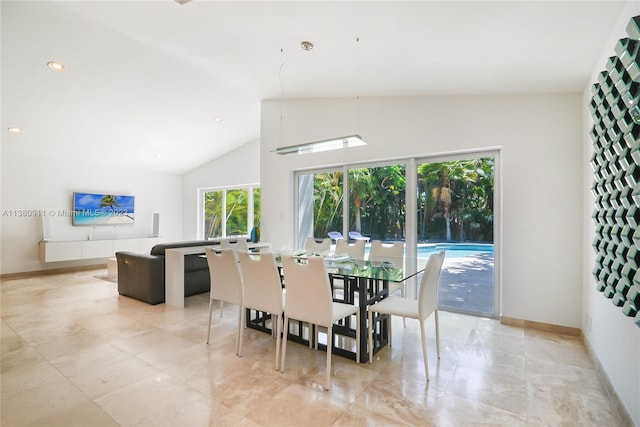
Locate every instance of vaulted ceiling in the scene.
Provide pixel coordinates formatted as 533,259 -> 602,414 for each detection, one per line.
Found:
2,1 -> 628,174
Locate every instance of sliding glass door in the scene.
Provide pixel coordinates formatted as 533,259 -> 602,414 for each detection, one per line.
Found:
295,151 -> 499,318
348,165 -> 406,241
297,170 -> 344,249
416,156 -> 496,317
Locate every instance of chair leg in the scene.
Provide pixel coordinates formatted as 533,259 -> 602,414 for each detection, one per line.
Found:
435,310 -> 441,359
237,305 -> 244,357
389,314 -> 393,347
368,309 -> 374,364
419,319 -> 430,380
325,325 -> 332,391
274,314 -> 281,371
206,298 -> 214,344
280,316 -> 289,373
272,314 -> 276,338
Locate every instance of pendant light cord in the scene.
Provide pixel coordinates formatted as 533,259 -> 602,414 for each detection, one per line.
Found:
356,36 -> 361,137
279,46 -> 306,145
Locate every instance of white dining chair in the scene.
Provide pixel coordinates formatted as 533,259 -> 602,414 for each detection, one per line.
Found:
370,239 -> 405,293
367,250 -> 445,380
304,237 -> 331,256
220,237 -> 248,254
332,239 -> 366,298
236,251 -> 284,370
204,248 -> 244,355
369,240 -> 406,323
335,239 -> 365,259
369,240 -> 404,264
280,255 -> 360,391
235,237 -> 249,252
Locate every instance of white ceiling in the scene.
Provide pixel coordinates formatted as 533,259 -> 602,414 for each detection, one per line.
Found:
1,1 -> 628,174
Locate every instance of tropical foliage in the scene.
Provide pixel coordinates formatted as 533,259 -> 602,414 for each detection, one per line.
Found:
203,187 -> 260,239
204,191 -> 223,238
310,158 -> 494,243
418,158 -> 494,242
349,165 -> 406,240
312,172 -> 344,237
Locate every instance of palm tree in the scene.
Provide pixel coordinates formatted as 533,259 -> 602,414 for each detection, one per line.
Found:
419,158 -> 494,241
313,172 -> 343,237
349,168 -> 374,233
99,195 -> 120,211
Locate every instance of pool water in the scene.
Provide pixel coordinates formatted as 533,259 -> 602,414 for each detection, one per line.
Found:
417,243 -> 494,258
362,242 -> 494,259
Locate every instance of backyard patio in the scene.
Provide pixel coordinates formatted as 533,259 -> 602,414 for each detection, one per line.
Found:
437,252 -> 495,316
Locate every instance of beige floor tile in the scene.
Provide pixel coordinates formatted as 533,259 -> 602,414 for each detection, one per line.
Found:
94,373 -> 208,426
66,355 -> 162,399
0,270 -> 626,426
333,403 -> 417,426
447,364 -> 527,415
525,333 -> 594,370
245,383 -> 349,426
351,371 -> 443,424
1,375 -> 95,426
29,401 -> 120,427
527,382 -> 623,426
433,393 -> 527,426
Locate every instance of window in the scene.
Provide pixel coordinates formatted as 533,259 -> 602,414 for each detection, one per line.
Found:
295,151 -> 499,318
200,185 -> 260,240
348,165 -> 406,241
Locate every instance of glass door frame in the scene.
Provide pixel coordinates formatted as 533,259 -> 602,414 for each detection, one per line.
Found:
293,148 -> 501,319
414,149 -> 501,318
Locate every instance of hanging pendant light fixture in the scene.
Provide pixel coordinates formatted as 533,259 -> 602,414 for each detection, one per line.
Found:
274,134 -> 366,155
274,37 -> 367,155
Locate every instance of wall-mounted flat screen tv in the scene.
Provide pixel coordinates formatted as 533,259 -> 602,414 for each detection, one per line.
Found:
72,192 -> 135,226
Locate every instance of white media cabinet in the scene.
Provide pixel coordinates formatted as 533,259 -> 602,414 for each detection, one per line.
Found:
39,237 -> 163,263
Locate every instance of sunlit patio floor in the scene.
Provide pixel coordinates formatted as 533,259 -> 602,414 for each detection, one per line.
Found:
438,253 -> 495,317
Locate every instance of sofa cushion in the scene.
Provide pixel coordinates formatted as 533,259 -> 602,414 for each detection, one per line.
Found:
184,253 -> 208,272
150,240 -> 218,256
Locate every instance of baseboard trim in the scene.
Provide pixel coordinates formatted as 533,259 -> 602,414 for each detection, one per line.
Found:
500,316 -> 581,336
583,335 -> 635,427
1,264 -> 106,280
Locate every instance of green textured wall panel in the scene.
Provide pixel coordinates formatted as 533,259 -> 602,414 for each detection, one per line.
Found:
592,15 -> 640,328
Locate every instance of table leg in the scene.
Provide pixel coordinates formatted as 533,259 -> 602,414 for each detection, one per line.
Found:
165,249 -> 185,308
357,277 -> 369,363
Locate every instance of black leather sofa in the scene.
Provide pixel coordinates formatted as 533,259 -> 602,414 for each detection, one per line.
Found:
116,240 -> 216,304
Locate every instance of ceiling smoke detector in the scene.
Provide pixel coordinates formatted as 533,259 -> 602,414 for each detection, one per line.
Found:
174,0 -> 192,5
300,41 -> 314,51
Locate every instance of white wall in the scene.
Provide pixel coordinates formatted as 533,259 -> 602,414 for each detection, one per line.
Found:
0,152 -> 182,274
582,3 -> 640,425
181,139 -> 260,240
261,94 -> 583,328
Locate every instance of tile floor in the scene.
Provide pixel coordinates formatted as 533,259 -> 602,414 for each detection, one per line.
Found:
1,269 -> 626,426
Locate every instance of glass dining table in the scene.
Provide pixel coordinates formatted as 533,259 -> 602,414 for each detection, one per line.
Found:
246,254 -> 423,363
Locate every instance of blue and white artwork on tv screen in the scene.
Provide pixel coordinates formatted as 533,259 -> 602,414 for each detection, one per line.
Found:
72,192 -> 134,225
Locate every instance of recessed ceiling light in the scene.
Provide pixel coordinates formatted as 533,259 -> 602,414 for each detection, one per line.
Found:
47,61 -> 66,71
214,117 -> 223,123
7,127 -> 23,134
